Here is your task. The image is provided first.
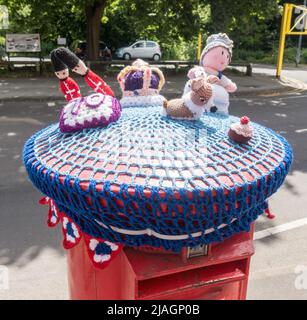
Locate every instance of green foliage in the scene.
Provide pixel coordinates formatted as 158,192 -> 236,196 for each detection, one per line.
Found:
205,0 -> 281,52
101,0 -> 201,50
1,0 -> 86,55
0,0 -> 306,63
0,35 -> 5,58
301,49 -> 307,64
101,0 -> 285,60
162,38 -> 199,61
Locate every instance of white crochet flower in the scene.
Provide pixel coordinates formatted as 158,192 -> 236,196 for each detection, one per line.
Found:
89,239 -> 111,263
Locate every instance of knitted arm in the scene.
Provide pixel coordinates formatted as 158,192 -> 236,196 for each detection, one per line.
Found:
84,69 -> 115,97
220,75 -> 237,93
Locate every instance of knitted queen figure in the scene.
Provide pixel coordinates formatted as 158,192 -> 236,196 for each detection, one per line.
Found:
184,33 -> 237,114
117,59 -> 166,108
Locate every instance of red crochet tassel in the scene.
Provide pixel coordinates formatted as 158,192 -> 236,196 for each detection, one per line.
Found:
61,215 -> 82,250
84,234 -> 123,269
84,69 -> 114,97
265,207 -> 275,219
60,77 -> 81,102
39,196 -> 61,227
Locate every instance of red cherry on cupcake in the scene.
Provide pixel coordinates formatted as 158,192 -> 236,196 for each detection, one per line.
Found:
240,116 -> 250,125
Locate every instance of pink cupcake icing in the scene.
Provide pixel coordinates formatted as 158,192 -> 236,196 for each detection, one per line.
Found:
228,116 -> 253,144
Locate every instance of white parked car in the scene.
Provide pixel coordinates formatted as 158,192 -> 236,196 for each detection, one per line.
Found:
115,40 -> 162,61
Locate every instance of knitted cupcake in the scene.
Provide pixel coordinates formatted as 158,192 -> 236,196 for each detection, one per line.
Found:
117,59 -> 166,108
228,116 -> 253,144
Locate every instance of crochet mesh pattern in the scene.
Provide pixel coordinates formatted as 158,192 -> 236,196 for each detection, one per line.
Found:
23,106 -> 293,251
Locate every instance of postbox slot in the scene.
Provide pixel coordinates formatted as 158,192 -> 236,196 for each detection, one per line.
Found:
137,259 -> 248,299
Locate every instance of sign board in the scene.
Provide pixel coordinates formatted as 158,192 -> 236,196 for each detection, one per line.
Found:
5,34 -> 41,52
57,37 -> 67,46
294,5 -> 307,31
0,5 -> 9,29
276,3 -> 307,77
284,4 -> 307,34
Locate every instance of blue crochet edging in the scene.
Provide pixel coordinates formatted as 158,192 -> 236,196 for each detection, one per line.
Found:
23,108 -> 293,252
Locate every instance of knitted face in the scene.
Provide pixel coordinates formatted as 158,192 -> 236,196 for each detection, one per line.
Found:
202,46 -> 231,72
55,69 -> 69,80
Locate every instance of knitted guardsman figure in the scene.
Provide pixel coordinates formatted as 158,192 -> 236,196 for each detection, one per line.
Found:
51,47 -> 121,133
51,47 -> 114,101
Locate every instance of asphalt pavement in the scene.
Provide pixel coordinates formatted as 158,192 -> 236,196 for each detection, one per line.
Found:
0,66 -> 306,102
0,66 -> 307,299
253,63 -> 307,84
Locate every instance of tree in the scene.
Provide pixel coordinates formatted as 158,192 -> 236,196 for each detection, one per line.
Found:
85,0 -> 108,60
1,0 -> 85,53
102,0 -> 201,53
1,0 -> 108,59
0,0 -> 293,62
205,0 -> 281,51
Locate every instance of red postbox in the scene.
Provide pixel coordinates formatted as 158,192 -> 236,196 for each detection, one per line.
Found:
67,225 -> 254,300
23,101 -> 292,300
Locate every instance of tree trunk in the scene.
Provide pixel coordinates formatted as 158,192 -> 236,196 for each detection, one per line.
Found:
85,0 -> 107,61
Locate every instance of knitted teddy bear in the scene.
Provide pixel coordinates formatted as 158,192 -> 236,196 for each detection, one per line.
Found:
183,33 -> 237,114
51,47 -> 121,133
163,76 -> 214,120
117,59 -> 166,108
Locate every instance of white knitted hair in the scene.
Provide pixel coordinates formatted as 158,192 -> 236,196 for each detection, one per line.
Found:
200,33 -> 233,65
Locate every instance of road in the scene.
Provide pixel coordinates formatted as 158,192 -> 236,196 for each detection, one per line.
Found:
242,63 -> 307,84
0,88 -> 307,299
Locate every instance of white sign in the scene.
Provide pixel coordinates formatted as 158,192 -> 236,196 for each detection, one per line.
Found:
295,264 -> 307,290
294,5 -> 307,31
0,5 -> 9,29
0,265 -> 9,290
57,37 -> 67,45
6,33 -> 41,52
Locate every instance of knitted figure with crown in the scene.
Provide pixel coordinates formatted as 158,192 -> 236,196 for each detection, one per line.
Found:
163,76 -> 214,120
117,59 -> 166,108
184,33 -> 237,114
51,47 -> 121,133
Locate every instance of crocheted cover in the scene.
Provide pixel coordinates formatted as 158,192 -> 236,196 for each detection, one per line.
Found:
120,95 -> 166,108
23,106 -> 292,253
